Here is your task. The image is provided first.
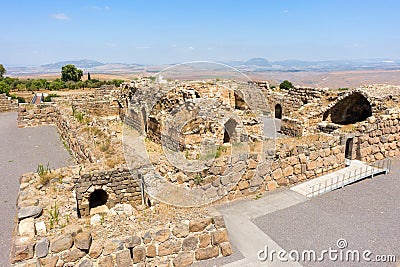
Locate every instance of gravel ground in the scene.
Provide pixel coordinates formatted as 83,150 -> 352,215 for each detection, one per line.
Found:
253,157 -> 400,267
0,112 -> 74,266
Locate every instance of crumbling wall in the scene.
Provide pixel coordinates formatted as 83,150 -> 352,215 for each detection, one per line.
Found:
72,100 -> 119,117
0,93 -> 18,112
18,104 -> 97,163
280,117 -> 306,137
18,104 -> 58,127
11,169 -> 232,266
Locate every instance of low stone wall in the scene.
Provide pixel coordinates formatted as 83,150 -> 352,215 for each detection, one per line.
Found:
18,104 -> 96,164
0,93 -> 18,112
353,109 -> 400,162
75,166 -> 142,217
265,135 -> 345,189
280,117 -> 305,137
11,167 -> 231,266
12,215 -> 231,267
72,100 -> 119,117
18,104 -> 57,127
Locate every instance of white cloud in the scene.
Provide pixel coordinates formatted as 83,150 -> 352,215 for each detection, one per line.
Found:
51,13 -> 70,20
188,46 -> 195,50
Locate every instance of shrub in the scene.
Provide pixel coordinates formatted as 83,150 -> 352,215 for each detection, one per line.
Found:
44,93 -> 60,102
279,80 -> 294,90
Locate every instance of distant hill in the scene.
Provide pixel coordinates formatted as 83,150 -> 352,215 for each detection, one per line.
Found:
41,59 -> 104,69
225,57 -> 400,72
244,58 -> 272,67
6,57 -> 400,77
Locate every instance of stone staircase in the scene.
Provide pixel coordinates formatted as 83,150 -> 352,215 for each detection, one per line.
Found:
0,93 -> 18,112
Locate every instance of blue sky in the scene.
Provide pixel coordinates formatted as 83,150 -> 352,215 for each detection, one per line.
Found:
1,0 -> 399,66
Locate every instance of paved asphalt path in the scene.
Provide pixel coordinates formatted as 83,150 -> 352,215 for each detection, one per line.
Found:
253,158 -> 400,267
0,112 -> 74,266
196,158 -> 399,267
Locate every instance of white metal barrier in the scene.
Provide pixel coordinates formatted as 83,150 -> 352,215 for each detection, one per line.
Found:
307,158 -> 391,198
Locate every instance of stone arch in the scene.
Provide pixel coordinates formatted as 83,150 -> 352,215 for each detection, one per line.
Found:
275,104 -> 282,119
89,189 -> 108,209
223,118 -> 238,143
323,92 -> 372,125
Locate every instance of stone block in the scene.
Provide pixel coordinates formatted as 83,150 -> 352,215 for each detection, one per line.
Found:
116,249 -> 133,266
172,223 -> 189,238
189,218 -> 212,232
195,246 -> 219,260
35,238 -> 49,258
50,235 -> 73,253
173,251 -> 194,267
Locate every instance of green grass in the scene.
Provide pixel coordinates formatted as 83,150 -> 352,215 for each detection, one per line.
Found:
194,174 -> 203,185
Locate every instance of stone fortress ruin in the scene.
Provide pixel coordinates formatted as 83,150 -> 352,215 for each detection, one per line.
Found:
9,76 -> 400,266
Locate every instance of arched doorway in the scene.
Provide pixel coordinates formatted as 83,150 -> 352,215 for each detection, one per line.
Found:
89,189 -> 108,209
345,138 -> 353,159
323,93 -> 372,124
223,119 -> 238,143
275,104 -> 282,119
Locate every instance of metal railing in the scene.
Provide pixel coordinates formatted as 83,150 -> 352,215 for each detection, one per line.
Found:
307,158 -> 391,198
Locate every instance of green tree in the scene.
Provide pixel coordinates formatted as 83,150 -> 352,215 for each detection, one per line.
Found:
0,64 -> 6,78
61,64 -> 83,82
279,80 -> 294,90
0,81 -> 10,95
87,72 -> 91,80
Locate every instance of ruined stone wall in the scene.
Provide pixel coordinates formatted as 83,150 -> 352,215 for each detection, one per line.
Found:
94,85 -> 115,99
11,166 -> 232,266
0,93 -> 18,112
18,104 -> 58,127
75,166 -> 141,217
352,109 -> 400,162
286,87 -> 326,104
280,117 -> 306,137
56,111 -> 97,164
12,213 -> 231,267
265,87 -> 325,118
72,100 -> 119,117
18,104 -> 97,163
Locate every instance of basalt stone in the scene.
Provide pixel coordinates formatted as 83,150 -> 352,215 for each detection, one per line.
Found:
50,235 -> 73,253
18,206 -> 43,220
154,228 -> 170,242
62,248 -> 85,262
74,231 -> 92,250
172,223 -> 189,238
116,249 -> 133,266
195,246 -> 219,260
173,251 -> 194,267
189,218 -> 212,232
124,235 -> 141,248
88,240 -> 103,259
132,246 -> 146,263
182,236 -> 198,251
35,238 -> 49,258
103,239 -> 123,255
